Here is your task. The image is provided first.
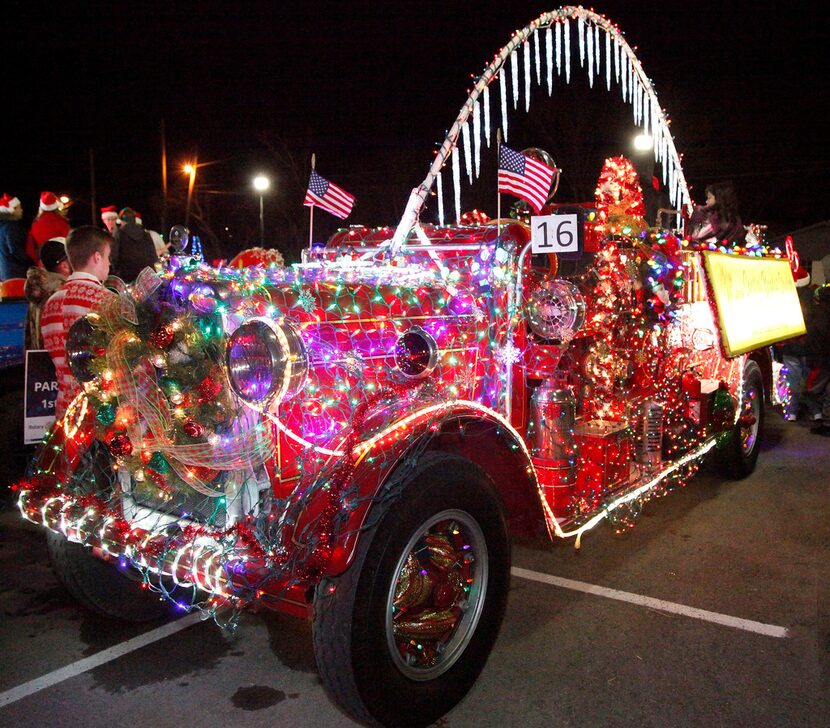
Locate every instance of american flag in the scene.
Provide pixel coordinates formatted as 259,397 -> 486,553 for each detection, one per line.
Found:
497,145 -> 555,214
303,170 -> 355,219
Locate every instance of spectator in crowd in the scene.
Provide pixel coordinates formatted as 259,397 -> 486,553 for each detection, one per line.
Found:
806,285 -> 830,436
24,237 -> 71,349
0,193 -> 32,279
133,210 -> 168,257
100,205 -> 118,234
113,207 -> 158,283
41,226 -> 114,417
780,266 -> 815,421
26,191 -> 70,265
688,181 -> 745,246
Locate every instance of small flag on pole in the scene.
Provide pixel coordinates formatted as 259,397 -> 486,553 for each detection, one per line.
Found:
497,145 -> 555,213
303,169 -> 355,219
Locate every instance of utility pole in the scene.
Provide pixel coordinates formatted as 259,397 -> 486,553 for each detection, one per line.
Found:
89,148 -> 97,226
161,119 -> 168,236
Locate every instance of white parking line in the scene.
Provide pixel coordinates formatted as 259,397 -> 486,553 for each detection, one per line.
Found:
511,566 -> 789,639
0,612 -> 203,709
0,567 -> 788,711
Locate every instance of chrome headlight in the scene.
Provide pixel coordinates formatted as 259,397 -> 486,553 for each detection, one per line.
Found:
394,326 -> 438,379
66,316 -> 99,383
225,319 -> 307,406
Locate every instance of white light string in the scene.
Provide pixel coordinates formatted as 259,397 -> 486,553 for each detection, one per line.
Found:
390,5 -> 693,255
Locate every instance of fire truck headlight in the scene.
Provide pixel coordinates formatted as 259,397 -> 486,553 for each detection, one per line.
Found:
395,327 -> 438,378
226,319 -> 307,406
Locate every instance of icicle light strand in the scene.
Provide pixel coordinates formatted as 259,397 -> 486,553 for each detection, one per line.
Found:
390,6 -> 694,253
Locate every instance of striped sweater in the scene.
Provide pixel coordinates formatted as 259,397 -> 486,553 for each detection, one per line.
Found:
41,272 -> 112,416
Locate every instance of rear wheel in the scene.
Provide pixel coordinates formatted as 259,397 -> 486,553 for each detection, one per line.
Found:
312,453 -> 510,727
714,359 -> 764,478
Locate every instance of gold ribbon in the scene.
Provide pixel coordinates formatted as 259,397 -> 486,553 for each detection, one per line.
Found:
93,275 -> 275,496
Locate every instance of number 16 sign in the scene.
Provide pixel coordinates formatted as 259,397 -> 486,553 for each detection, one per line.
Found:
531,213 -> 582,258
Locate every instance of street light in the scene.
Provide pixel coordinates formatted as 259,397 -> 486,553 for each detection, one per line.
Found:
633,133 -> 653,152
632,134 -> 657,225
252,174 -> 270,246
183,162 -> 197,227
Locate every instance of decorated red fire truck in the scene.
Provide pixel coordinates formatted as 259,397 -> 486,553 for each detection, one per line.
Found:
15,6 -> 806,728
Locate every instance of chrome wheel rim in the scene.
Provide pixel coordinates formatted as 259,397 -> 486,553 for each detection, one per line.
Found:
385,509 -> 488,681
739,378 -> 761,455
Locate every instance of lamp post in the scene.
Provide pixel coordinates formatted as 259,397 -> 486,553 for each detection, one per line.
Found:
183,162 -> 197,227
632,134 -> 657,224
252,174 -> 270,246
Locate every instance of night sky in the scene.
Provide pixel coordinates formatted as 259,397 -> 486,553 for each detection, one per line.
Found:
6,1 -> 828,261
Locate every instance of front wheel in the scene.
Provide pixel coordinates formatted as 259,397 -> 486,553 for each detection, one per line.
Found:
47,530 -> 172,622
46,441 -> 172,622
714,359 -> 764,479
312,453 -> 510,727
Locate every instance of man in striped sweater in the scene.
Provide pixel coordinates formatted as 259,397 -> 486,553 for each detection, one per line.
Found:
41,226 -> 114,417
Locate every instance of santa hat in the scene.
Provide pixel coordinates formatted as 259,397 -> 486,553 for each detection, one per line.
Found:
1,193 -> 20,213
793,267 -> 810,288
134,211 -> 143,226
100,205 -> 118,221
39,191 -> 60,212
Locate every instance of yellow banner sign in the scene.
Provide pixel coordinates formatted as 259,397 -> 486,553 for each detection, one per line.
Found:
702,252 -> 806,357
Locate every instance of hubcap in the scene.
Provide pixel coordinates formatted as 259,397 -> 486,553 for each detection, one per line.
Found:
385,509 -> 488,681
739,378 -> 761,454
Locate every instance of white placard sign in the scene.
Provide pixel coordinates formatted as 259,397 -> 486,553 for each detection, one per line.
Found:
531,213 -> 580,255
24,349 -> 58,445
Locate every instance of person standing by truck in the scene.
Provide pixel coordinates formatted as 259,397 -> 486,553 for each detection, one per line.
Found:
24,237 -> 71,349
26,191 -> 70,266
806,285 -> 830,436
41,226 -> 113,417
0,193 -> 31,279
780,266 -> 814,420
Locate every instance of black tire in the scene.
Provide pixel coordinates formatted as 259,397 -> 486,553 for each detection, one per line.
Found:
714,360 -> 764,479
46,530 -> 171,621
312,452 -> 511,728
46,440 -> 171,622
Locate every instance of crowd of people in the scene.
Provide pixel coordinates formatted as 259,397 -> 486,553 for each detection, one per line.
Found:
1,192 -> 168,416
1,191 -> 165,283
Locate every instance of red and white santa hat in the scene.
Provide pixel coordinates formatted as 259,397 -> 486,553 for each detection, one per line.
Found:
134,210 -> 143,226
1,193 -> 21,212
39,191 -> 60,212
100,205 -> 118,221
792,267 -> 811,288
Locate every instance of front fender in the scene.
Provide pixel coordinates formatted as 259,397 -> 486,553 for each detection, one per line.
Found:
321,399 -> 547,577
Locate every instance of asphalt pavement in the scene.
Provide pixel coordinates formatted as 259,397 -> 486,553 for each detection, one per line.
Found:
0,409 -> 827,727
